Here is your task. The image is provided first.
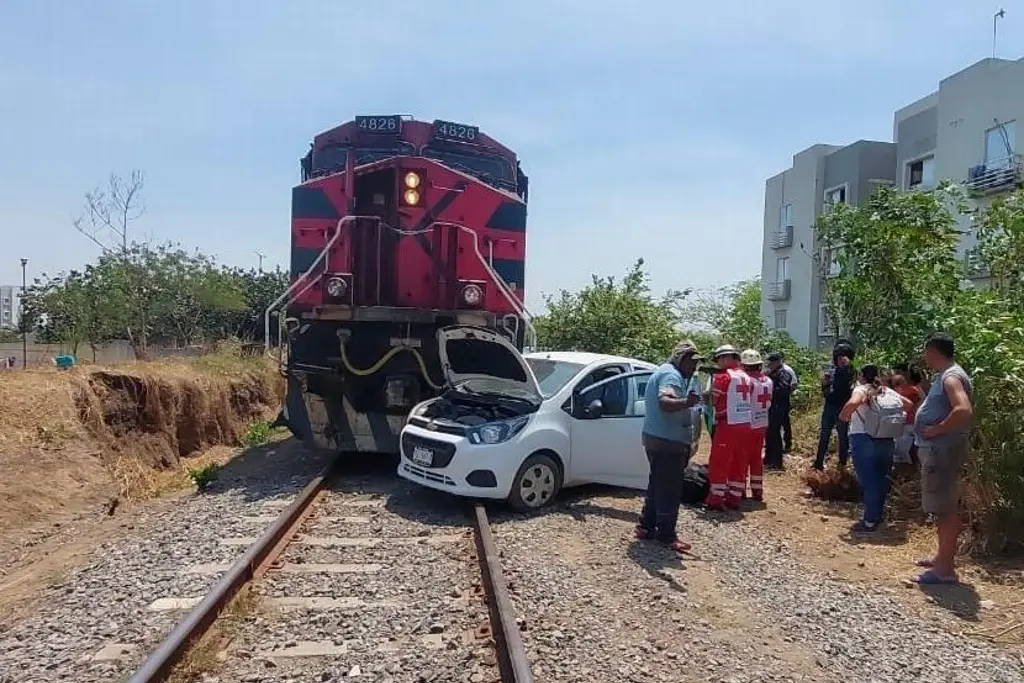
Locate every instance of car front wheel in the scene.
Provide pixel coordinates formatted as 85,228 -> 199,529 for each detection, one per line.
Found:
507,452 -> 561,511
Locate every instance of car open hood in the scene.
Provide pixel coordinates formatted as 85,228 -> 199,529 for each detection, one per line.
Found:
437,325 -> 542,403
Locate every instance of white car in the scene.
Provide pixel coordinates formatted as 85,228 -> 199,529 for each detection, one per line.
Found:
397,325 -> 697,511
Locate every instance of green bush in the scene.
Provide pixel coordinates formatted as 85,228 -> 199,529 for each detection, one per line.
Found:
814,182 -> 1024,554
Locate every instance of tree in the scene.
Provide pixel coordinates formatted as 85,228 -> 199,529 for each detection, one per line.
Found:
73,170 -> 146,255
976,188 -> 1024,310
814,182 -> 965,366
533,259 -> 684,363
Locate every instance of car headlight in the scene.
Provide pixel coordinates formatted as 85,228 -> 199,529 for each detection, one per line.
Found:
467,415 -> 530,445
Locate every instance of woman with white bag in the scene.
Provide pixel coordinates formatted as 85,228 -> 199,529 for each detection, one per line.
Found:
839,365 -> 915,532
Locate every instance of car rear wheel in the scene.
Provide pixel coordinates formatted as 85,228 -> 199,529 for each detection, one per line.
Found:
508,453 -> 561,511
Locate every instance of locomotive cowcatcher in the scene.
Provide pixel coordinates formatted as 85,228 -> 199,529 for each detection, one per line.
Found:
269,115 -> 530,454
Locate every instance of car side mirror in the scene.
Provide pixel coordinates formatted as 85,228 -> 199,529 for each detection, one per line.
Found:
585,398 -> 604,418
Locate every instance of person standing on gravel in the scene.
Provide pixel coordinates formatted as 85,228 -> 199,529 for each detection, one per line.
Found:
705,345 -> 750,511
913,333 -> 973,585
636,340 -> 704,553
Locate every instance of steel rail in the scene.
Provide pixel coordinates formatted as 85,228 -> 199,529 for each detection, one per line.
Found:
472,504 -> 534,683
126,462 -> 335,683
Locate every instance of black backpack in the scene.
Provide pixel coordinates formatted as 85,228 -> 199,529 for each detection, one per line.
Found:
680,463 -> 710,506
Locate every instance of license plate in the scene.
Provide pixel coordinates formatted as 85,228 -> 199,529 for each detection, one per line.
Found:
411,445 -> 434,467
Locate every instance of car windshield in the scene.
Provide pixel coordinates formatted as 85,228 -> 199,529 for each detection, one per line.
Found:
525,358 -> 585,398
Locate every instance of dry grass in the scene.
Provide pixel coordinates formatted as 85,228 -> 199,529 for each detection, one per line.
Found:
0,351 -> 282,564
167,589 -> 263,683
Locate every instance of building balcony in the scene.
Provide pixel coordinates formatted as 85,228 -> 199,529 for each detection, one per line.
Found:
771,225 -> 794,249
964,248 -> 990,279
966,155 -> 1023,196
766,279 -> 791,301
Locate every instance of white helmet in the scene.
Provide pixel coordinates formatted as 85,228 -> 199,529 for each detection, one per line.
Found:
713,344 -> 740,360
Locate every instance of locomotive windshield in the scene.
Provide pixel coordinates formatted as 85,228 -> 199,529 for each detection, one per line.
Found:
423,148 -> 516,193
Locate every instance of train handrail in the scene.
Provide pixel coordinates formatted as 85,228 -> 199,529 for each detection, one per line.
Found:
264,216 -> 367,358
426,220 -> 536,349
265,215 -> 536,363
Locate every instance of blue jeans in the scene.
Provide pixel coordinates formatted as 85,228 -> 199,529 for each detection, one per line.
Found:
814,403 -> 850,469
850,433 -> 895,526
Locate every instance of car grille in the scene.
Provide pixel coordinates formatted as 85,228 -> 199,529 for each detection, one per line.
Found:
401,433 -> 457,469
401,462 -> 457,486
407,416 -> 466,436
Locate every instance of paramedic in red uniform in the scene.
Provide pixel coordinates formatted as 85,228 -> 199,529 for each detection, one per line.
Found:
730,349 -> 772,502
705,345 -> 751,510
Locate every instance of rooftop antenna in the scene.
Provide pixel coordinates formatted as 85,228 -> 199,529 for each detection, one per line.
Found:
993,8 -> 1006,59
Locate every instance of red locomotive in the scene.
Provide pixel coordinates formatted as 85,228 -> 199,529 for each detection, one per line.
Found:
269,115 -> 530,454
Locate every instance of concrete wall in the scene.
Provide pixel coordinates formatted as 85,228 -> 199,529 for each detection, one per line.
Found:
0,341 -> 208,369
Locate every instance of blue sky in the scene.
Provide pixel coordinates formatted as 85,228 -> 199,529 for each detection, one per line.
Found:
1,1 -> 1021,313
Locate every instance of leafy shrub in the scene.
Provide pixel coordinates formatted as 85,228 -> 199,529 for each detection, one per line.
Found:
188,464 -> 219,492
242,420 -> 273,447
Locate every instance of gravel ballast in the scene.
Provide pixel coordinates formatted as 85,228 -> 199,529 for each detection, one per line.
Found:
0,440 -> 332,683
4,447 -> 1024,683
216,471 -> 498,683
492,489 -> 1024,683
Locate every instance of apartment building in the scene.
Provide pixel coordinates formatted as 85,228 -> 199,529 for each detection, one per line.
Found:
0,285 -> 17,330
761,56 -> 1024,347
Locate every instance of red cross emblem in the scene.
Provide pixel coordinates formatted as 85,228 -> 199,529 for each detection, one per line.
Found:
736,378 -> 753,401
757,387 -> 771,409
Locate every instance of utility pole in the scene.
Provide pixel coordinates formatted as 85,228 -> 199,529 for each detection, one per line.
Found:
993,8 -> 1005,59
255,251 -> 266,273
20,258 -> 27,369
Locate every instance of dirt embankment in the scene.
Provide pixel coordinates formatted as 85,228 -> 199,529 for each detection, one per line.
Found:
0,354 -> 283,555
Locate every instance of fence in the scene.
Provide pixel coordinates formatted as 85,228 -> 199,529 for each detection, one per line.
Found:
0,341 -> 210,368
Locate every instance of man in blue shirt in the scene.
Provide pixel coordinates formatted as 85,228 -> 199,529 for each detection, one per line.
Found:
636,340 -> 704,553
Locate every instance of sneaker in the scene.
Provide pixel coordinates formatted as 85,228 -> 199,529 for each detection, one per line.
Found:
851,520 -> 879,533
635,526 -> 654,540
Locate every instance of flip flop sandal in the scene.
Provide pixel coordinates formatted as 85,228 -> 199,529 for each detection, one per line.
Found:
913,569 -> 958,585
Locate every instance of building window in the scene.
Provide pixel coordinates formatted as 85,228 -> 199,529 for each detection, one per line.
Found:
821,245 -> 842,278
774,309 -> 787,330
907,156 -> 935,189
775,256 -> 790,283
985,121 -> 1016,169
779,203 -> 792,229
818,304 -> 832,337
824,186 -> 846,207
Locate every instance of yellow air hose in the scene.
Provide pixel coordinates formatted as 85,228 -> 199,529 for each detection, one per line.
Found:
339,338 -> 445,391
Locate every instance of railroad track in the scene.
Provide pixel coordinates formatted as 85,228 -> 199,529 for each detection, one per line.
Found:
127,461 -> 532,682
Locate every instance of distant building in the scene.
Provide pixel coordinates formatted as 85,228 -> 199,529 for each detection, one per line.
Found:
0,285 -> 18,330
761,57 -> 1024,347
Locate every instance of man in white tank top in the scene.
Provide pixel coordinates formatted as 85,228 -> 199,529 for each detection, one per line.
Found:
705,345 -> 753,511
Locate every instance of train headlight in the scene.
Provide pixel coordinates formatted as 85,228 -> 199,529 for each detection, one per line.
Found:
404,171 -> 421,189
461,283 -> 483,306
403,189 -> 420,205
326,277 -> 348,298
